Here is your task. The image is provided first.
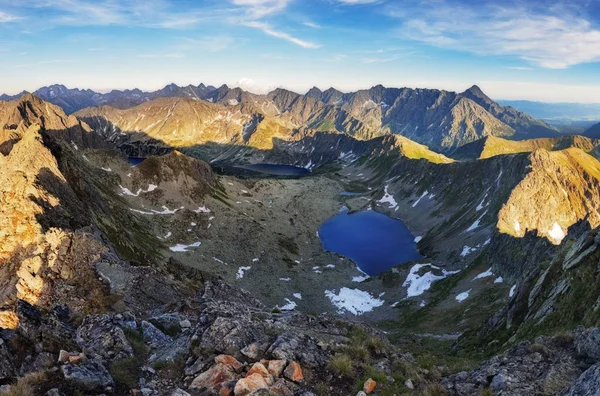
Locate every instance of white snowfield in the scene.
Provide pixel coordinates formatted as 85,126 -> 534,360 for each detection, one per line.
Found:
377,185 -> 398,209
403,263 -> 460,297
169,242 -> 201,252
119,184 -> 158,197
509,285 -> 517,297
411,190 -> 429,208
325,287 -> 384,315
472,267 -> 494,281
456,289 -> 472,303
194,206 -> 211,213
236,266 -> 251,279
279,298 -> 297,311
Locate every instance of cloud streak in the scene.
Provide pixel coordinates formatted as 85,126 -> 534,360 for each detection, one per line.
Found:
244,21 -> 320,48
389,0 -> 600,69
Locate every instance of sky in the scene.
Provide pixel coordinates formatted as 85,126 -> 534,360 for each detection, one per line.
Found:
1,0 -> 600,102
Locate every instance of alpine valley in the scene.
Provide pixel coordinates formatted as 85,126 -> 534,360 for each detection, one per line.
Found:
3,82 -> 600,396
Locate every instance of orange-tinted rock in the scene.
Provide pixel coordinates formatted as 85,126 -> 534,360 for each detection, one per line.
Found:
247,362 -> 269,377
233,373 -> 268,396
363,378 -> 377,393
68,354 -> 83,364
283,361 -> 304,383
215,354 -> 243,373
190,364 -> 236,391
268,360 -> 287,377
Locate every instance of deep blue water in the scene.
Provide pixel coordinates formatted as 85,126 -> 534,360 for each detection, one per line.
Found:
128,157 -> 146,166
238,163 -> 310,176
319,209 -> 421,276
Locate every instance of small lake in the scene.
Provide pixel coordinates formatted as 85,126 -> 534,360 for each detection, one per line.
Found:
128,157 -> 146,166
319,209 -> 421,276
237,163 -> 310,176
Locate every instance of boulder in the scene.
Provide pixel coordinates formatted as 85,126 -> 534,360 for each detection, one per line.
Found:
75,315 -> 133,361
267,360 -> 287,377
215,355 -> 243,373
283,361 -> 304,383
61,360 -> 114,392
141,320 -> 172,347
575,327 -> 600,363
189,363 -> 236,392
566,364 -> 600,395
233,373 -> 269,395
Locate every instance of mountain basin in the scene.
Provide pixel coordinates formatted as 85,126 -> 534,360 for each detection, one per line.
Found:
319,208 -> 421,276
237,163 -> 310,176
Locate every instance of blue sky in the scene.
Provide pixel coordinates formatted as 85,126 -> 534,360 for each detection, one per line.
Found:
1,0 -> 600,102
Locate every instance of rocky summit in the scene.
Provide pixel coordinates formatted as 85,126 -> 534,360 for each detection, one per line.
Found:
0,86 -> 600,396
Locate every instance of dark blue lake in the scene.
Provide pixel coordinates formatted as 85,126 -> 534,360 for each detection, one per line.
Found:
319,209 -> 421,276
238,163 -> 310,176
128,157 -> 146,166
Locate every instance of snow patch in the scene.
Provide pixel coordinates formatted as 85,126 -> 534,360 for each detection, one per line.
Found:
414,236 -> 422,243
236,266 -> 251,279
169,242 -> 201,252
472,268 -> 494,281
352,275 -> 369,282
411,191 -> 428,208
456,289 -> 471,303
279,298 -> 296,311
324,288 -> 384,315
509,285 -> 517,297
293,293 -> 302,300
194,206 -> 211,213
377,185 -> 398,209
494,276 -> 504,283
403,264 -> 459,297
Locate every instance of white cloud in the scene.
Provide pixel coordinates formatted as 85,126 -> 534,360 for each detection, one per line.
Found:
390,2 -> 600,69
303,21 -> 321,28
504,66 -> 534,71
230,0 -> 290,19
244,21 -> 320,48
179,36 -> 235,52
0,11 -> 21,22
362,55 -> 399,64
138,53 -> 185,59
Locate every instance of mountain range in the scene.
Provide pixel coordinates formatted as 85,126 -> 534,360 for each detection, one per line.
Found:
3,83 -> 561,152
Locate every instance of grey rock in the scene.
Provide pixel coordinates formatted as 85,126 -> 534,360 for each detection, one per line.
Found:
45,389 -> 65,396
566,364 -> 600,396
141,320 -> 172,347
0,339 -> 16,380
575,327 -> 600,363
61,360 -> 114,392
76,314 -> 133,361
148,334 -> 191,365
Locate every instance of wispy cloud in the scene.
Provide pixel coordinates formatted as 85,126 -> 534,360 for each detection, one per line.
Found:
303,21 -> 321,28
361,55 -> 399,64
243,21 -> 320,48
0,11 -> 21,22
504,66 -> 533,71
230,0 -> 290,19
228,0 -> 319,48
388,1 -> 600,69
179,36 -> 236,52
138,53 -> 185,59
